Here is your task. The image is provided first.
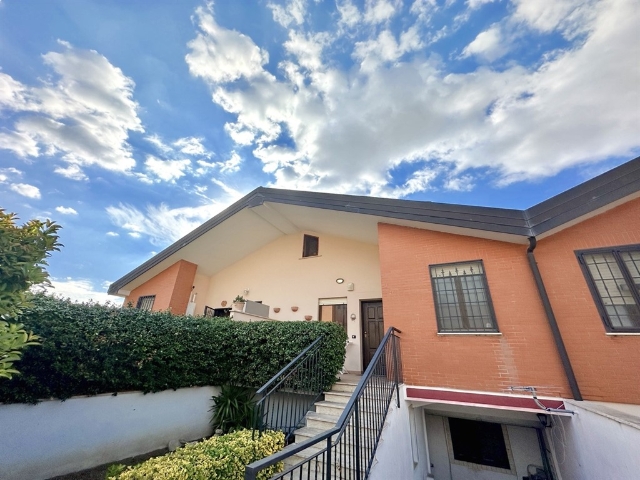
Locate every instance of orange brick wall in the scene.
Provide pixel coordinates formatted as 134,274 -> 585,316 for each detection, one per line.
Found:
378,223 -> 572,398
535,198 -> 640,404
124,260 -> 198,315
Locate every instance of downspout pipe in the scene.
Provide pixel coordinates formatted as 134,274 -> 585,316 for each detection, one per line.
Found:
526,236 -> 583,401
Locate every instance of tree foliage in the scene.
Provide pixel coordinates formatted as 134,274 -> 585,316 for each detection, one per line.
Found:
0,209 -> 61,379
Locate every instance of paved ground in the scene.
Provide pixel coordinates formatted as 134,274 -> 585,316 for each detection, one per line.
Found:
48,448 -> 168,480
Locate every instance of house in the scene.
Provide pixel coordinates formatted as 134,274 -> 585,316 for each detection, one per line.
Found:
109,155 -> 640,479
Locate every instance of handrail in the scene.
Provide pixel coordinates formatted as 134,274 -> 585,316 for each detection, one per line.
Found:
245,326 -> 402,480
256,335 -> 324,396
252,335 -> 326,442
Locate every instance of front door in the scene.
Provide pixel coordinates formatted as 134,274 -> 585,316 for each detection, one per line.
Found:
361,300 -> 384,370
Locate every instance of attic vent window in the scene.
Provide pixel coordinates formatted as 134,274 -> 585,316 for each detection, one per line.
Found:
302,234 -> 319,258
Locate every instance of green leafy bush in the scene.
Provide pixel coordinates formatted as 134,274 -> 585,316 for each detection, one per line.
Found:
0,295 -> 347,404
109,430 -> 284,480
210,385 -> 257,434
0,209 -> 60,378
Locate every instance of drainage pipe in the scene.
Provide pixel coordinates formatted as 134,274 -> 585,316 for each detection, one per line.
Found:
526,236 -> 583,401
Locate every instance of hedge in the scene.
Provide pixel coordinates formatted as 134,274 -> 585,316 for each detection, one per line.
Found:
0,295 -> 347,404
109,429 -> 284,480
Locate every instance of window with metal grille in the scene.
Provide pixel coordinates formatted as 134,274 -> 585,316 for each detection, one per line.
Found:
136,295 -> 155,311
302,234 -> 319,257
577,245 -> 640,332
430,260 -> 498,333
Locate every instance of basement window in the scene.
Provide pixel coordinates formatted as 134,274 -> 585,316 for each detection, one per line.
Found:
430,260 -> 498,333
302,234 -> 319,258
446,417 -> 513,473
136,295 -> 155,311
577,245 -> 640,332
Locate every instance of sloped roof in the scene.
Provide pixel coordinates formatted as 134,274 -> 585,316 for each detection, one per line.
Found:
108,155 -> 640,296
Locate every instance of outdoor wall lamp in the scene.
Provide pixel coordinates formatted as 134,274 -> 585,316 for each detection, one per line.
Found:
336,278 -> 344,284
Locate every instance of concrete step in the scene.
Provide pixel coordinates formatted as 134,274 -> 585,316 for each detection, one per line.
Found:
330,379 -> 359,393
306,411 -> 340,430
314,400 -> 349,417
324,391 -> 352,404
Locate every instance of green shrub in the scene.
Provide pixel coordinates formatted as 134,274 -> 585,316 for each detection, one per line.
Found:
0,295 -> 347,404
210,385 -> 257,434
111,430 -> 284,480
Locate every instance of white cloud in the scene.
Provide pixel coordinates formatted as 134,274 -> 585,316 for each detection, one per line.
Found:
444,174 -> 475,191
219,151 -> 243,173
461,24 -> 508,61
354,27 -> 423,71
44,277 -> 122,305
268,0 -> 306,27
106,201 -> 235,246
185,5 -> 270,84
0,130 -> 39,157
467,0 -> 497,9
186,0 -> 639,196
0,43 -> 142,174
173,136 -> 210,156
10,183 -> 41,199
144,155 -> 191,182
0,167 -> 22,183
106,231 -> 119,237
53,164 -> 88,181
145,134 -> 173,154
512,0 -> 597,36
55,206 -> 78,215
337,0 -> 361,28
364,0 -> 400,24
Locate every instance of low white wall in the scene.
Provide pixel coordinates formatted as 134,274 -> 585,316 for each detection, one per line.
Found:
0,386 -> 219,480
551,400 -> 640,480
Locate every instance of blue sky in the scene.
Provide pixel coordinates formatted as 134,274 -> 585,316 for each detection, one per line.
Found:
1,0 -> 638,303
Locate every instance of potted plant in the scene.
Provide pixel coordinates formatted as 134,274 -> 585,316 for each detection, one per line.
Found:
233,295 -> 245,311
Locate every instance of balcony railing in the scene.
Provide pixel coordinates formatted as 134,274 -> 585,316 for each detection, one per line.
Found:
246,327 -> 402,480
252,335 -> 326,443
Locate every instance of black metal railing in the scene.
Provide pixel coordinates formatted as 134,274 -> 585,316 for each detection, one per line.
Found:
253,335 -> 326,442
246,327 -> 402,480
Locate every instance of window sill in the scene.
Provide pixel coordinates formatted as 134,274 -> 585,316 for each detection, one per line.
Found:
299,255 -> 322,260
437,332 -> 502,336
605,332 -> 640,336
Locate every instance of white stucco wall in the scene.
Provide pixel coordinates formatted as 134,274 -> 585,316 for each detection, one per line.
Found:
199,231 -> 382,373
191,273 -> 211,316
0,387 -> 219,480
550,400 -> 640,480
369,394 -> 431,480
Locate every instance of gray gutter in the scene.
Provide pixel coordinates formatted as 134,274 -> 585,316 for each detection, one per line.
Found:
108,155 -> 640,295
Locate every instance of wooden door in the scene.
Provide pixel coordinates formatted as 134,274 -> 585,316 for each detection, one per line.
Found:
319,304 -> 347,331
361,300 -> 384,370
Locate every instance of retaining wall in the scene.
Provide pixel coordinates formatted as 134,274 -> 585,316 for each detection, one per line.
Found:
0,386 -> 219,480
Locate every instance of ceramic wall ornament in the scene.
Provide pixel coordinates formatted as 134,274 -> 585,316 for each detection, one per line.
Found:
305,315 -> 312,321
221,300 -> 227,307
273,307 -> 281,313
291,306 -> 299,312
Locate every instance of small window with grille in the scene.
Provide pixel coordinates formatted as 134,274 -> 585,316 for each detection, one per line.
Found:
136,295 -> 155,311
302,234 -> 319,258
577,245 -> 640,332
430,260 -> 498,333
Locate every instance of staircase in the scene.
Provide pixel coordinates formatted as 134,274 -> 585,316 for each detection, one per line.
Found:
245,327 -> 402,480
283,374 -> 361,474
